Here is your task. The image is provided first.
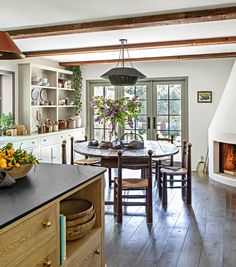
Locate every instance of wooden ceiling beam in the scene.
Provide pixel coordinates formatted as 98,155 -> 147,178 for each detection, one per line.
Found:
59,52 -> 236,66
24,36 -> 236,57
8,6 -> 236,39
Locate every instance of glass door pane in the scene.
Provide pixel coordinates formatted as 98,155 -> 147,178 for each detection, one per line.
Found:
153,81 -> 186,162
90,84 -> 115,141
123,84 -> 148,140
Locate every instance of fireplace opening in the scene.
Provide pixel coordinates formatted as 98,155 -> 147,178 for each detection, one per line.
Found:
219,142 -> 236,176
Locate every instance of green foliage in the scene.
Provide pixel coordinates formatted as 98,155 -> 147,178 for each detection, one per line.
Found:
66,66 -> 82,115
0,112 -> 14,130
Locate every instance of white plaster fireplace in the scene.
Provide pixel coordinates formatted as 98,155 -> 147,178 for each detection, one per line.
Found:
209,59 -> 236,187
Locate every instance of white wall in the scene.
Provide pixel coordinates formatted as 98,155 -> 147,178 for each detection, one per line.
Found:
81,58 -> 234,170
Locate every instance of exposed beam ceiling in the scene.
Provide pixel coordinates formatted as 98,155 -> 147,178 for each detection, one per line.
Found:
59,52 -> 236,66
24,36 -> 236,57
8,6 -> 236,39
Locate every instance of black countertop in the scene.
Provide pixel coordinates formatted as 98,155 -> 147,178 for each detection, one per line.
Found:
0,163 -> 106,229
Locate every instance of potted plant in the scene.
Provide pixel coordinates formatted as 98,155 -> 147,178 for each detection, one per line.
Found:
67,66 -> 82,127
90,96 -> 142,141
0,112 -> 14,136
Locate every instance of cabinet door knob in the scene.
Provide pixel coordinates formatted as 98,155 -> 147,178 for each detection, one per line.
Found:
43,260 -> 52,266
95,249 -> 101,255
43,221 -> 52,227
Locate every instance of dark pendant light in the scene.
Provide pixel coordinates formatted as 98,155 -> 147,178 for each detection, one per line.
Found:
101,39 -> 146,86
0,31 -> 25,59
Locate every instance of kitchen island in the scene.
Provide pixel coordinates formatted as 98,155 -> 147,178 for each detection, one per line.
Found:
0,163 -> 106,267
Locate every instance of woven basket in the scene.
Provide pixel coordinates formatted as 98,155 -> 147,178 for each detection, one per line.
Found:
66,208 -> 95,228
2,164 -> 33,180
60,199 -> 94,220
66,214 -> 96,241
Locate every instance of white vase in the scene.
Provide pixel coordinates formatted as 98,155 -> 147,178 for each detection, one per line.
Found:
71,115 -> 81,128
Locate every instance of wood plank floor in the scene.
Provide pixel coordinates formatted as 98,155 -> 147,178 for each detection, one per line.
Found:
104,171 -> 236,267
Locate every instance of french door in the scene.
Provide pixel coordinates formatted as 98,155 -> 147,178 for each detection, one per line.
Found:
87,79 -> 188,149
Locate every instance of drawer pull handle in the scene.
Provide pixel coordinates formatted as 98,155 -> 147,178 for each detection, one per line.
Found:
95,249 -> 101,255
32,141 -> 35,144
43,221 -> 52,227
43,260 -> 52,266
43,139 -> 46,142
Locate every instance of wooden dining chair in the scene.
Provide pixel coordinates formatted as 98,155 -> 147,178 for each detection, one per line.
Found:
159,140 -> 192,209
61,137 -> 101,166
114,150 -> 153,224
153,134 -> 175,180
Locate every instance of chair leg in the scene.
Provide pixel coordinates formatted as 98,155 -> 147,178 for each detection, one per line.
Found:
114,180 -> 117,215
117,182 -> 122,224
186,174 -> 192,205
181,175 -> 186,199
162,173 -> 167,209
108,168 -> 112,187
158,172 -> 162,199
155,161 -> 159,182
169,174 -> 174,187
146,188 -> 153,224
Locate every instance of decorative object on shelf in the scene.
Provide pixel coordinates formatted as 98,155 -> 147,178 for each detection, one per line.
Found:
0,112 -> 14,135
70,115 -> 81,128
40,88 -> 48,101
67,119 -> 76,129
0,143 -> 38,182
100,39 -> 146,86
59,119 -> 67,129
90,96 -> 142,141
16,124 -> 26,135
52,121 -> 58,132
31,88 -> 39,101
66,66 -> 82,115
0,31 -> 25,59
197,91 -> 212,103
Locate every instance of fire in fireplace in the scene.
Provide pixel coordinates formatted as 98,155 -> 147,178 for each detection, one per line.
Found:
219,142 -> 236,176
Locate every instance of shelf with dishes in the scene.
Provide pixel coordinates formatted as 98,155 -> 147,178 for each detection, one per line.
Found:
31,85 -> 57,90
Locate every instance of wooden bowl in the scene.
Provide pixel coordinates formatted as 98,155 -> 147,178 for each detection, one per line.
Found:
66,214 -> 96,241
3,164 -> 33,180
60,199 -> 94,221
66,208 -> 95,227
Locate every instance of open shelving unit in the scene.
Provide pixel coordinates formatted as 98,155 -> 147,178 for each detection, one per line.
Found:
60,176 -> 104,266
18,63 -> 78,134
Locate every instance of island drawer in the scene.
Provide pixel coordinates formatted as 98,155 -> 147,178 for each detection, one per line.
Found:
12,236 -> 58,267
66,229 -> 102,267
0,204 -> 57,267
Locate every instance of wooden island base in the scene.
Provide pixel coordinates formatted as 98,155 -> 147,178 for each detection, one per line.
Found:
0,164 -> 106,267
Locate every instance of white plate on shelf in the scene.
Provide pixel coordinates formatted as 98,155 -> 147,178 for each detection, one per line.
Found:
31,88 -> 39,101
40,89 -> 48,101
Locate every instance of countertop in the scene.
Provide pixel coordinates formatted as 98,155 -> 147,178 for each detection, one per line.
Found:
0,163 -> 106,229
0,127 -> 85,144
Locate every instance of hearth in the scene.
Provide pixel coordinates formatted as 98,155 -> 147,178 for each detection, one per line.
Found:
219,142 -> 236,176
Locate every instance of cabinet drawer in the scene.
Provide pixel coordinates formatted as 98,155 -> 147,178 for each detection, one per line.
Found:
0,205 -> 57,266
15,236 -> 58,267
14,138 -> 39,149
68,230 -> 102,267
40,135 -> 61,146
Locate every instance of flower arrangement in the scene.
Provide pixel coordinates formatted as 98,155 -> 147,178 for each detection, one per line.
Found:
0,143 -> 38,170
90,96 -> 142,140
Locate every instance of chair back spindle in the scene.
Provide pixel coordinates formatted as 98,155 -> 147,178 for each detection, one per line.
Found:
61,140 -> 67,164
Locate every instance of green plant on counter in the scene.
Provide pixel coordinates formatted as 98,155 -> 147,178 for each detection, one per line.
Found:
66,66 -> 82,115
0,112 -> 14,132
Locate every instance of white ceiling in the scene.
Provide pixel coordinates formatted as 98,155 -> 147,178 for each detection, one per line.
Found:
1,0 -> 236,63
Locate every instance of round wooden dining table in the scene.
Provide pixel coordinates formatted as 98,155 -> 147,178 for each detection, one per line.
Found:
74,140 -> 179,168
